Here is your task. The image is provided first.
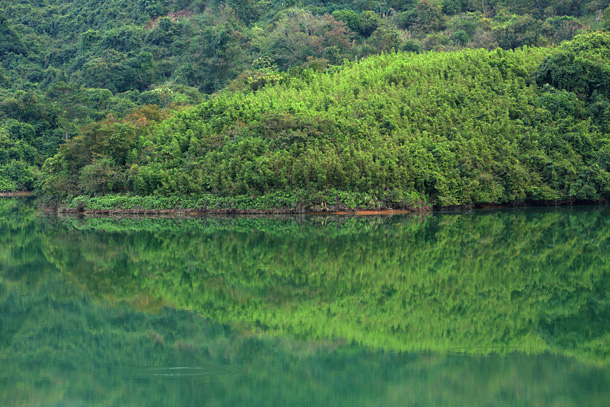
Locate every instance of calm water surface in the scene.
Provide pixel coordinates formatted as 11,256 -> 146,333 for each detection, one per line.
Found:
1,198 -> 609,406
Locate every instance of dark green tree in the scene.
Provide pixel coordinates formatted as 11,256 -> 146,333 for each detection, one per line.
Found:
535,32 -> 610,100
0,10 -> 26,57
46,82 -> 103,141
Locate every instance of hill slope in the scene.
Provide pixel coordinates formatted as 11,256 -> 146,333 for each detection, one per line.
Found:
2,0 -> 609,193
40,32 -> 610,210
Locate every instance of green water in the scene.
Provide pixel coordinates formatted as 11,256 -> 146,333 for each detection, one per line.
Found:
1,199 -> 609,406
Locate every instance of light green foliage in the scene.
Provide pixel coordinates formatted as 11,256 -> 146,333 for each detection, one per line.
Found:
0,120 -> 40,190
0,176 -> 15,191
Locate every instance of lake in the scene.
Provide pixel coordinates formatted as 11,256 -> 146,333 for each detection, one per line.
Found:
1,198 -> 609,406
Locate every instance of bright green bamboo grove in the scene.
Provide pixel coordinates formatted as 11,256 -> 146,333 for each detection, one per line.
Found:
39,32 -> 610,209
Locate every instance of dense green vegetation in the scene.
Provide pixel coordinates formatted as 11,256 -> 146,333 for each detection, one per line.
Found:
37,32 -> 610,209
3,0 -> 605,94
3,199 -> 608,364
1,0 -> 609,200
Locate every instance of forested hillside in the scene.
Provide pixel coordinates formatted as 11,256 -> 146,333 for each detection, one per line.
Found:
38,32 -> 610,210
1,0 -> 610,205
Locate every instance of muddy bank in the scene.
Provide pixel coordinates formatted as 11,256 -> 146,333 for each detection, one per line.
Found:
0,191 -> 33,197
40,198 -> 610,217
47,204 -> 426,216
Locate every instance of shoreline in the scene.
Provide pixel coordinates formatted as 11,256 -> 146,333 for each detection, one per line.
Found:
40,198 -> 610,217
